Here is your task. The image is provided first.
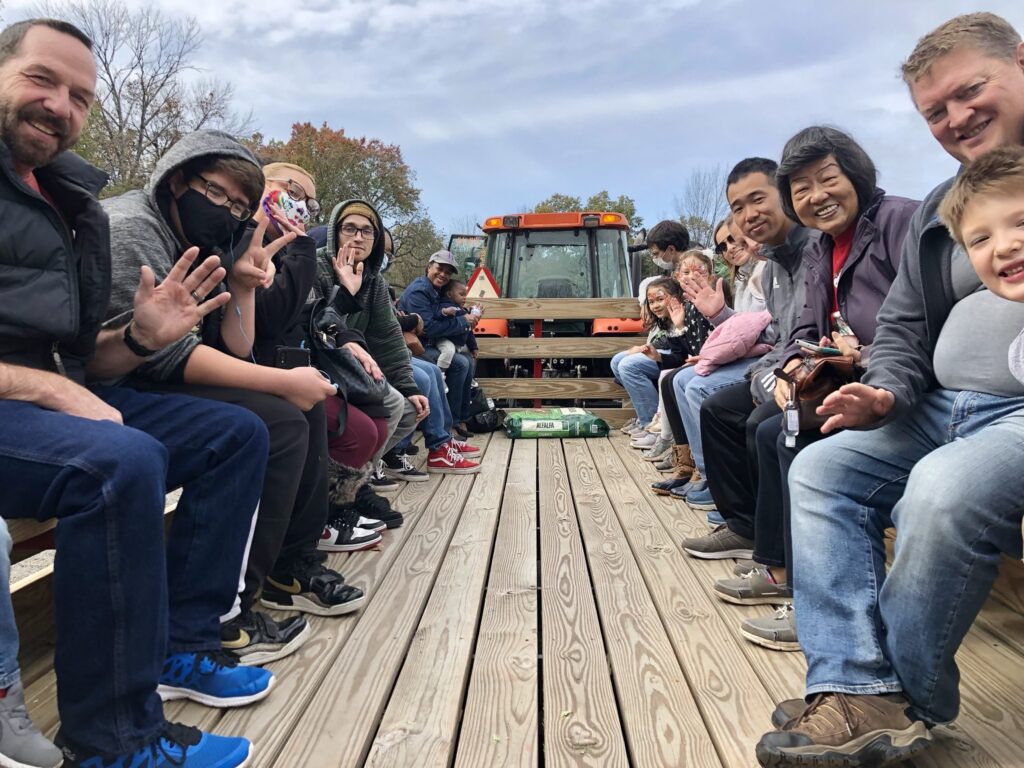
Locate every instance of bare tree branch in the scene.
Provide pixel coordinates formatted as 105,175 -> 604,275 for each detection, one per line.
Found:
35,0 -> 254,193
674,165 -> 729,247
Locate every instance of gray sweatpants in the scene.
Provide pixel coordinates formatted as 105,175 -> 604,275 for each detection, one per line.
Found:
373,384 -> 418,464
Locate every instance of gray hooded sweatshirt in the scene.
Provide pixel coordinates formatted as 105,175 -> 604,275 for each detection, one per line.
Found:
102,130 -> 261,382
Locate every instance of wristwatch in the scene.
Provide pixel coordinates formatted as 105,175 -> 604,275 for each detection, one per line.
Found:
123,321 -> 157,357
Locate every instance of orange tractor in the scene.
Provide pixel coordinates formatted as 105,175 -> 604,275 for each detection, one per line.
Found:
448,211 -> 645,388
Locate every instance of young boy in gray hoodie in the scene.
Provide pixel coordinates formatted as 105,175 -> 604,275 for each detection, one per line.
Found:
103,131 -> 365,661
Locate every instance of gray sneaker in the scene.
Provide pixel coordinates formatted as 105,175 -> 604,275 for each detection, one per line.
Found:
619,417 -> 639,434
681,524 -> 754,560
733,558 -> 758,576
741,603 -> 800,651
0,681 -> 62,768
654,454 -> 675,472
713,567 -> 793,605
642,437 -> 672,462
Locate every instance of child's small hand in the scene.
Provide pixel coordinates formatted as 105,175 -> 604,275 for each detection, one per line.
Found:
442,306 -> 459,317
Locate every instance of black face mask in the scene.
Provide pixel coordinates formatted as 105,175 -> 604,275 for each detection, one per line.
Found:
176,188 -> 242,251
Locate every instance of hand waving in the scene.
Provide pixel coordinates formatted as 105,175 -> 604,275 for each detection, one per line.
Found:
681,274 -> 726,319
333,243 -> 364,296
666,296 -> 686,329
130,247 -> 231,351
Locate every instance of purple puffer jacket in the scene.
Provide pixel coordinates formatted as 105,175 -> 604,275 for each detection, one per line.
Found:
783,190 -> 920,364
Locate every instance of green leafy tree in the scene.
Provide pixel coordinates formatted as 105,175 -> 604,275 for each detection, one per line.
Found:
246,122 -> 443,289
533,193 -> 582,213
533,191 -> 643,235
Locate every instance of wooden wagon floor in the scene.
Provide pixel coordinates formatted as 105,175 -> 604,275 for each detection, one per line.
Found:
22,432 -> 1024,767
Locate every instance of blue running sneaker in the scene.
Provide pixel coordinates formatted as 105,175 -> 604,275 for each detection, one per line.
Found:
158,651 -> 274,708
706,508 -> 726,526
58,722 -> 251,767
684,485 -> 718,512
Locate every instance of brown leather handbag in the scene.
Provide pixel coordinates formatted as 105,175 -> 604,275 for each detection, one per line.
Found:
775,356 -> 857,430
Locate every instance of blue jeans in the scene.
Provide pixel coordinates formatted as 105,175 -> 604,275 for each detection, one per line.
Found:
403,357 -> 452,450
0,385 -> 268,754
611,351 -> 661,426
0,519 -> 17,690
673,359 -> 750,475
422,346 -> 473,424
789,388 -> 1024,724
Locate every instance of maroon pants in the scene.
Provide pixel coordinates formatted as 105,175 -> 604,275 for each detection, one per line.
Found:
324,396 -> 389,468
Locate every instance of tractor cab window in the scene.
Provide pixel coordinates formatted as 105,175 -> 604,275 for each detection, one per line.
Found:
595,229 -> 631,297
509,230 -> 591,299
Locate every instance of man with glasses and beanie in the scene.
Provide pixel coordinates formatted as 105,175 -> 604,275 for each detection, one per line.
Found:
103,131 -> 367,660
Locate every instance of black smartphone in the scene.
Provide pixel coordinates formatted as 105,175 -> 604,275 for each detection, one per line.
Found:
275,346 -> 311,369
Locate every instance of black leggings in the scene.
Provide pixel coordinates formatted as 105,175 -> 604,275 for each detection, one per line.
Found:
659,367 -> 689,447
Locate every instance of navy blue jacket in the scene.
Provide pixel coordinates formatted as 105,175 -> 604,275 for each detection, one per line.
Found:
398,276 -> 471,341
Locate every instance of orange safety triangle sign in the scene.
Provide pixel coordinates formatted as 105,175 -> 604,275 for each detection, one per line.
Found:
467,266 -> 501,299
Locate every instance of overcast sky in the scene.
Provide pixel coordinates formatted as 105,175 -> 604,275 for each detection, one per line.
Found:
9,0 -> 1024,235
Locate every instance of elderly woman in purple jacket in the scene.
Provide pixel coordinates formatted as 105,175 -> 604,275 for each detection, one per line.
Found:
712,126 -> 920,652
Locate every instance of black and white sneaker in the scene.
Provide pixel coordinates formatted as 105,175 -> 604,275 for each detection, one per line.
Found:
261,553 -> 365,616
355,484 -> 405,529
382,451 -> 428,482
369,460 -> 400,492
403,445 -> 420,456
319,515 -> 382,552
221,609 -> 311,666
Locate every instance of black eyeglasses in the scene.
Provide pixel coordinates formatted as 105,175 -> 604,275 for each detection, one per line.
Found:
340,223 -> 376,239
192,175 -> 253,221
714,240 -> 729,255
268,177 -> 320,218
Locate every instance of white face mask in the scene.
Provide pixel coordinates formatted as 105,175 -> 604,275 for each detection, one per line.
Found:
652,255 -> 674,270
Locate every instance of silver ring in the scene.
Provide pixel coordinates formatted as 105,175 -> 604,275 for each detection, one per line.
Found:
190,290 -> 201,304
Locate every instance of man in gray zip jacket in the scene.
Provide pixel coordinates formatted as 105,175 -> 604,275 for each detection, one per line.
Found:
756,12 -> 1024,767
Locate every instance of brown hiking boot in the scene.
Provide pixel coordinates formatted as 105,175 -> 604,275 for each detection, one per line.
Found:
770,698 -> 809,729
755,692 -> 932,766
671,445 -> 695,479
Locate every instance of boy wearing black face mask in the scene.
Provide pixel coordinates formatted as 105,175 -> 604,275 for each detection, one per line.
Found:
103,130 -> 367,661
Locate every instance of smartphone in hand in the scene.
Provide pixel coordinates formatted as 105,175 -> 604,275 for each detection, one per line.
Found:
796,339 -> 843,356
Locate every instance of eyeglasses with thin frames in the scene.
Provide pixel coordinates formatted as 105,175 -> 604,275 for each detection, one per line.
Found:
192,175 -> 253,222
268,177 -> 320,218
340,223 -> 376,239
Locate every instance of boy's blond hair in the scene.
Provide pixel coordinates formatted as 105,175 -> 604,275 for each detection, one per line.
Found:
901,12 -> 1021,86
938,145 -> 1024,246
262,161 -> 315,184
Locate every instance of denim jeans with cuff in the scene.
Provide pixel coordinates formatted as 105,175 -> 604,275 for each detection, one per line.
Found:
789,388 -> 1024,725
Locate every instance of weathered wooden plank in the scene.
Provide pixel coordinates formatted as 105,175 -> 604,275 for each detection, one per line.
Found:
475,336 -> 639,359
606,435 -> 807,704
366,436 -> 513,766
454,439 -> 539,768
537,439 -> 628,768
563,440 -> 721,767
213,438 -> 473,764
276,454 -> 487,766
476,377 -> 626,399
610,436 -> 999,768
475,298 -> 641,320
586,438 -> 778,768
10,550 -> 54,593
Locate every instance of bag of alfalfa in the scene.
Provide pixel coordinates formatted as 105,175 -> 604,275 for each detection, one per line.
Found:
503,408 -> 610,439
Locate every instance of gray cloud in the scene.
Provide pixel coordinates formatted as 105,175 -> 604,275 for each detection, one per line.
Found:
7,0 -> 1023,229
